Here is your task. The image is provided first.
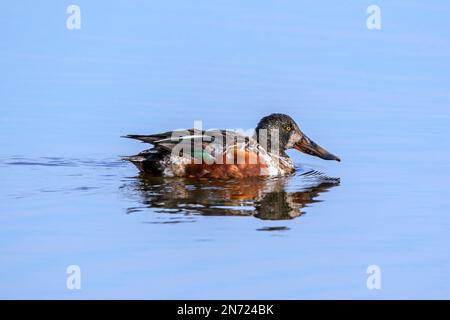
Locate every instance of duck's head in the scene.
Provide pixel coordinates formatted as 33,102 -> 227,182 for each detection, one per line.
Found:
255,113 -> 340,162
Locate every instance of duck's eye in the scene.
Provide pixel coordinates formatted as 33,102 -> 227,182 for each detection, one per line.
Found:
285,126 -> 292,132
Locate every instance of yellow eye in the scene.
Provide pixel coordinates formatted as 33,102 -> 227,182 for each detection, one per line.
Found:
285,126 -> 292,131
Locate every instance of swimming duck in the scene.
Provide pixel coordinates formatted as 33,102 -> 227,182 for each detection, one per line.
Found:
123,113 -> 340,179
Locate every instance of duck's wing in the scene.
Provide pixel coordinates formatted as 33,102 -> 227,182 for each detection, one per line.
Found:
123,129 -> 255,157
122,131 -> 175,145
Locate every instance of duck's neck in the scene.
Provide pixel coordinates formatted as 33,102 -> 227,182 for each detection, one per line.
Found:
268,150 -> 295,174
253,130 -> 294,173
280,154 -> 295,173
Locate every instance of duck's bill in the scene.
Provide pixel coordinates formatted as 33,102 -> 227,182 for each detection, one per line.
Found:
293,136 -> 341,162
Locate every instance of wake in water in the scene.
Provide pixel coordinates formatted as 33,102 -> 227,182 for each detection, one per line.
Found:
2,156 -> 126,168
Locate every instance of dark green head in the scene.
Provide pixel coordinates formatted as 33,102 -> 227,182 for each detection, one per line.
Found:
255,113 -> 340,161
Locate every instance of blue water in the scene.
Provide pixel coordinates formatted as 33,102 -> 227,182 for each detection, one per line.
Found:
1,1 -> 450,299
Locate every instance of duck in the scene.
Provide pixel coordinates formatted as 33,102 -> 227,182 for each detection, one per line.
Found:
122,113 -> 340,179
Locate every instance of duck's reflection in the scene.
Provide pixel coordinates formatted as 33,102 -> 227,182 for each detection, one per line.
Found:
125,172 -> 340,220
